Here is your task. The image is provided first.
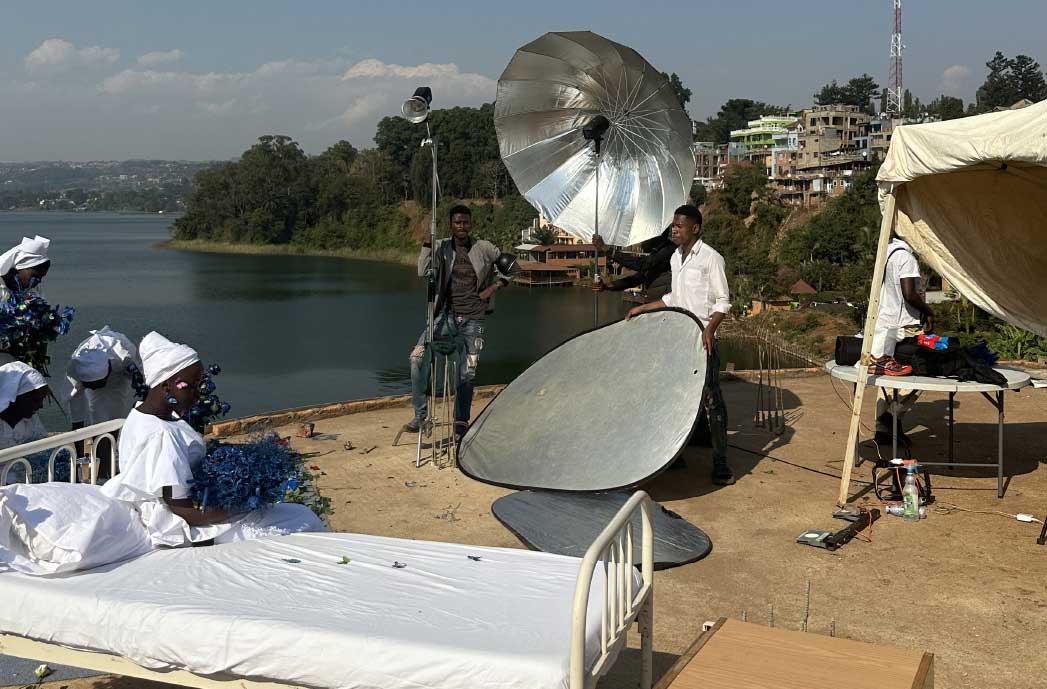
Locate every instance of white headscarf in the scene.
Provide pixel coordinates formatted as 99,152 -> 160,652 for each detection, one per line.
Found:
0,235 -> 51,275
69,326 -> 137,383
140,331 -> 199,388
0,361 -> 48,412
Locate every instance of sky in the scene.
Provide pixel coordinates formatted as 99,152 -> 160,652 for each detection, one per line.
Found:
1,0 -> 1043,161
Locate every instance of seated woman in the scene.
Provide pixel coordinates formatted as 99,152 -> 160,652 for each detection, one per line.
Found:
0,362 -> 48,450
101,331 -> 325,546
0,361 -> 57,483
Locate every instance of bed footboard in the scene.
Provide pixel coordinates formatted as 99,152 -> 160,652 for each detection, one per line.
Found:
570,490 -> 654,689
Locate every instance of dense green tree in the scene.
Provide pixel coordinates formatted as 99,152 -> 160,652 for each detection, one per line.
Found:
661,72 -> 692,108
814,74 -> 879,112
693,99 -> 789,143
976,51 -> 1020,110
1010,54 -> 1047,102
718,164 -> 768,217
925,95 -> 966,120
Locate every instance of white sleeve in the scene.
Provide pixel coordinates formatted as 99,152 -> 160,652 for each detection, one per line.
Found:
65,375 -> 87,425
106,430 -> 196,502
710,255 -> 732,315
897,252 -> 920,280
661,290 -> 674,307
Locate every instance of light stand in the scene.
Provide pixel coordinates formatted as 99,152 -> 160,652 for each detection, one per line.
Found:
402,87 -> 457,468
583,116 -> 610,328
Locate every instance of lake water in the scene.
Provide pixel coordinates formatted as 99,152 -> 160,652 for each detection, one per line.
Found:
0,212 -> 784,427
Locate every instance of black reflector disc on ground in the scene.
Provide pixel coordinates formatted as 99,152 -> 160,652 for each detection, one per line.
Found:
458,309 -> 705,491
493,491 -> 712,569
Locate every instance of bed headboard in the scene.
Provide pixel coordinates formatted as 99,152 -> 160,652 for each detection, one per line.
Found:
0,418 -> 123,485
570,490 -> 654,689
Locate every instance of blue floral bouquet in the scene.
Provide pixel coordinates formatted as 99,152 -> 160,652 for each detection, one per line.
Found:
190,434 -> 331,520
0,291 -> 74,375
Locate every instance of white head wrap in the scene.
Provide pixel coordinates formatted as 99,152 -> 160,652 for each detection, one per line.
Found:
0,235 -> 51,276
69,326 -> 137,384
0,361 -> 48,412
140,331 -> 199,388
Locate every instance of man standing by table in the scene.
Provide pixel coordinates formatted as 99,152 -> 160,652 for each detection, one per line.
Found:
870,234 -> 935,447
624,205 -> 734,485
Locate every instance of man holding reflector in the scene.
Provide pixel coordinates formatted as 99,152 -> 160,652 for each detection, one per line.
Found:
625,205 -> 734,485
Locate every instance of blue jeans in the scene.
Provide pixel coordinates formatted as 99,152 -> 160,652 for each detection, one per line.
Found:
410,313 -> 485,428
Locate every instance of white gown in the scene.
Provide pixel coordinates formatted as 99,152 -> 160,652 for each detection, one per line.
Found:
101,408 -> 325,546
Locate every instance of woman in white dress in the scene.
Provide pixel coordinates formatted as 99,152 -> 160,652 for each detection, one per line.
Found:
101,331 -> 325,546
0,236 -> 51,366
0,361 -> 49,455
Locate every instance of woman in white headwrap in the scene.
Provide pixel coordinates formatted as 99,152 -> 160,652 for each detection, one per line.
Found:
63,326 -> 139,479
0,235 -> 50,305
0,361 -> 49,452
102,331 -> 325,546
0,236 -> 52,366
66,326 -> 138,427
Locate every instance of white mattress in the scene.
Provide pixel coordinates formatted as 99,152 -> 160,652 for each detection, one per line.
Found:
0,532 -> 633,689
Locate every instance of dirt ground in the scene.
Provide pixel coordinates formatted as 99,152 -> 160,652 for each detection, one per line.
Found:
19,372 -> 1047,689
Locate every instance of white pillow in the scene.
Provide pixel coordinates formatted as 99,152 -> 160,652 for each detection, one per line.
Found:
0,483 -> 153,575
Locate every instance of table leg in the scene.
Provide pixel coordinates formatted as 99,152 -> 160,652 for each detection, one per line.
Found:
892,388 -> 899,460
948,391 -> 955,470
998,391 -> 1005,499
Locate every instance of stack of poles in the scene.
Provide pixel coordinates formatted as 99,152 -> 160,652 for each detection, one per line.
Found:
753,327 -> 786,436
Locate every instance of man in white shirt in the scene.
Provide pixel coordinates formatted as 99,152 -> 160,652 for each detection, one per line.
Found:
625,205 -> 735,485
871,236 -> 935,446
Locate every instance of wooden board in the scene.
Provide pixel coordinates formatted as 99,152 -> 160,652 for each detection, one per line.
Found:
655,618 -> 933,689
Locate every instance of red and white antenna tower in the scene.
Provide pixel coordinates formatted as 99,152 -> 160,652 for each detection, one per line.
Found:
886,0 -> 903,115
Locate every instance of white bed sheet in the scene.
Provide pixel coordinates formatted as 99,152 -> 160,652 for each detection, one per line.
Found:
0,532 -> 634,689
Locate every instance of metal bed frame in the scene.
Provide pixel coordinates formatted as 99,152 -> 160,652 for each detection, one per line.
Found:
0,425 -> 655,689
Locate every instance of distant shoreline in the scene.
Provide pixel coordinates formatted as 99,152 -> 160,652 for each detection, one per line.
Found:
160,239 -> 417,266
0,209 -> 179,216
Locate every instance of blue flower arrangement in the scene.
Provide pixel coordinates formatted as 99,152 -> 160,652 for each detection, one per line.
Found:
128,362 -> 231,433
190,433 -> 331,520
0,291 -> 74,375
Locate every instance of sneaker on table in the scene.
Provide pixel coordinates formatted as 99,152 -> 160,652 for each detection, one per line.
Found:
868,356 -> 912,377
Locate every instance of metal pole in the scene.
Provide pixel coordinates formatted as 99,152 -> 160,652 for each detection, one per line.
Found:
593,153 -> 600,328
998,391 -> 1004,498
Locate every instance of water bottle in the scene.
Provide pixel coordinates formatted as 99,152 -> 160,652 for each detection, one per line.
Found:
886,504 -> 926,518
902,465 -> 920,522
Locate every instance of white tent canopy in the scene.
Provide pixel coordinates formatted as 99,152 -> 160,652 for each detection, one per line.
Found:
877,99 -> 1047,337
838,100 -> 1047,504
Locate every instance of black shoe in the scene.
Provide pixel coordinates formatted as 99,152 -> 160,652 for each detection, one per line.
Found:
712,459 -> 735,486
402,418 -> 421,433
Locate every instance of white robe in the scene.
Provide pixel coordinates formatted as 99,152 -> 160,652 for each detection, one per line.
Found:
67,368 -> 136,427
102,409 -> 324,547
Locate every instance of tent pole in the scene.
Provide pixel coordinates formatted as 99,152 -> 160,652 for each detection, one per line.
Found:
837,187 -> 898,505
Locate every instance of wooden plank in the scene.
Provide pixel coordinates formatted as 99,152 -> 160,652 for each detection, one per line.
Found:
839,188 -> 897,505
653,618 -> 725,689
0,635 -> 301,689
660,619 -> 926,689
911,652 -> 935,689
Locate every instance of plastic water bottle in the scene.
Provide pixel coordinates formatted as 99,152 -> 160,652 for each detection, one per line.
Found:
902,465 -> 920,522
886,504 -> 926,519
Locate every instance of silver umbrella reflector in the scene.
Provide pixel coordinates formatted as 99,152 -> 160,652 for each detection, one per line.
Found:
495,31 -> 696,247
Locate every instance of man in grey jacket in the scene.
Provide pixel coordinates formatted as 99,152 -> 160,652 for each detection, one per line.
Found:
403,205 -> 511,439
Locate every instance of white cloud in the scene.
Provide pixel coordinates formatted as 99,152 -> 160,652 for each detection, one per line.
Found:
24,38 -> 119,76
1,54 -> 495,159
941,65 -> 972,95
137,49 -> 184,67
